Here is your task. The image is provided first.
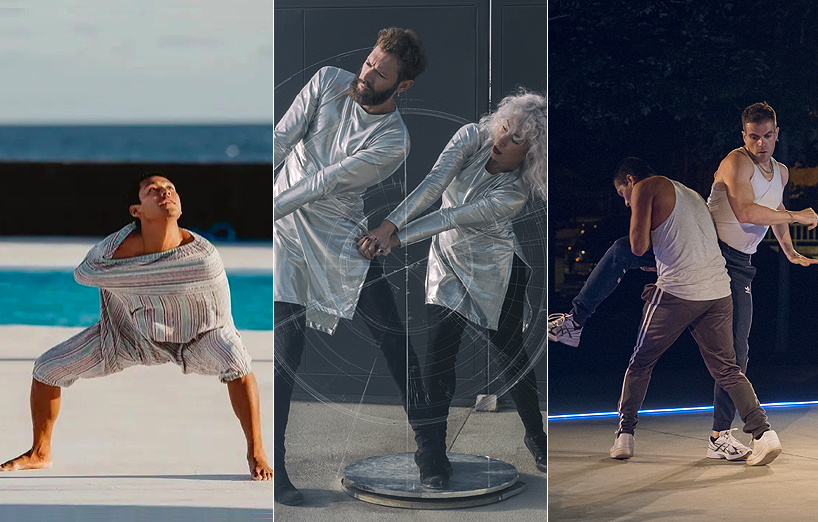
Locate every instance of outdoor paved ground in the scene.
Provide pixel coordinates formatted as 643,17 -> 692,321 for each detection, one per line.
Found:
0,326 -> 547,522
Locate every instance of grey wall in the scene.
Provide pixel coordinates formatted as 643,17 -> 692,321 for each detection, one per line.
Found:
274,0 -> 546,406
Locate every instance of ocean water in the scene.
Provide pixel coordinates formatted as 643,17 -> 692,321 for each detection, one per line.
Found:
0,125 -> 273,164
0,270 -> 273,331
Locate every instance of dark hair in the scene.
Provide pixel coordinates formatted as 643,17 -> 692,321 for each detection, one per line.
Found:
742,102 -> 776,129
375,27 -> 427,82
128,171 -> 174,226
613,157 -> 656,186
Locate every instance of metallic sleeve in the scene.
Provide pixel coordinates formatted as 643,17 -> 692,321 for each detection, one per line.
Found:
273,68 -> 325,169
385,123 -> 482,231
397,180 -> 529,246
273,129 -> 409,221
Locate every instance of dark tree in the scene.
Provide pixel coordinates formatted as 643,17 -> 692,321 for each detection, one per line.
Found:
549,0 -> 818,214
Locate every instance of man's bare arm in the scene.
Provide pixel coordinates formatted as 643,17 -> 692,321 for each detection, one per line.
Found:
771,203 -> 818,266
629,182 -> 654,256
720,153 -> 817,227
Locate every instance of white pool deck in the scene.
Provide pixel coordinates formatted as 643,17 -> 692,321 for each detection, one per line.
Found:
0,326 -> 277,520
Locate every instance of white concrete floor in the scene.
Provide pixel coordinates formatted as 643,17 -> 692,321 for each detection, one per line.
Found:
0,326 -> 276,519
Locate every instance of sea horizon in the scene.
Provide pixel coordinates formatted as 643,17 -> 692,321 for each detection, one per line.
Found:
0,123 -> 273,164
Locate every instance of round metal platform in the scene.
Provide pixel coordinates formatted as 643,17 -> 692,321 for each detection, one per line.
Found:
341,452 -> 526,509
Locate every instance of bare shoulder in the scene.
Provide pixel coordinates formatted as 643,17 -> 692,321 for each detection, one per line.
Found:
716,148 -> 753,182
638,175 -> 673,194
777,162 -> 790,185
112,230 -> 144,259
180,229 -> 195,246
631,177 -> 672,212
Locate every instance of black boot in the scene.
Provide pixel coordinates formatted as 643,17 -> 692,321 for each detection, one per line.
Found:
437,424 -> 453,476
440,451 -> 453,477
274,464 -> 304,505
524,432 -> 547,473
414,449 -> 449,489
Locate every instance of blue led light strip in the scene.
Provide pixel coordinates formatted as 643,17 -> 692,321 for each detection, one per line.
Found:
548,400 -> 818,421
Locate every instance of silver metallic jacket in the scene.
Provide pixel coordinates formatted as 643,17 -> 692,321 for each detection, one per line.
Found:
274,66 -> 410,334
386,123 -> 529,330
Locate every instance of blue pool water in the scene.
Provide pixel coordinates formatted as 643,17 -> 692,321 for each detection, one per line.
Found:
0,125 -> 273,164
0,270 -> 273,331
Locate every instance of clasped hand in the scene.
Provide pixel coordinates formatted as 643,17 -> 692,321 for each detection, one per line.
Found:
357,220 -> 399,260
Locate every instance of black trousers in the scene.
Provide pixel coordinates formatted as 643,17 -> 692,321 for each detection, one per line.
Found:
421,255 -> 544,451
273,260 -> 435,466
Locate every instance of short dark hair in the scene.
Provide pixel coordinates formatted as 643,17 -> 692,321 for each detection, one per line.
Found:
614,157 -> 656,186
128,172 -> 174,227
742,102 -> 776,129
130,171 -> 172,205
375,27 -> 427,82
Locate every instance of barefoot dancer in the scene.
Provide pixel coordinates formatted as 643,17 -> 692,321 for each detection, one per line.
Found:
1,174 -> 273,481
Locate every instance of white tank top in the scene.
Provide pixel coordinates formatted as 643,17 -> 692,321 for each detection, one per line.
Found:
707,151 -> 784,254
653,181 -> 731,301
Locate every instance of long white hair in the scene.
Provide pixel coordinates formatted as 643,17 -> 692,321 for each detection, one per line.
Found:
479,88 -> 547,199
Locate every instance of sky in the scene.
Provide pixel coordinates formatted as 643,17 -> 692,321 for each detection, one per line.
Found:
0,2 -> 272,124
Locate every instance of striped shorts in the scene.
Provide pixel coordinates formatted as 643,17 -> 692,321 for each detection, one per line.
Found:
33,323 -> 253,387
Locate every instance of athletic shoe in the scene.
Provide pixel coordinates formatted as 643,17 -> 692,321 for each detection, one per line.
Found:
746,430 -> 782,466
524,432 -> 547,472
548,312 -> 583,347
707,428 -> 751,461
610,431 -> 634,459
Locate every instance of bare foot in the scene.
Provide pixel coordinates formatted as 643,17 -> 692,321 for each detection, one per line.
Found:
248,453 -> 273,481
1,449 -> 52,471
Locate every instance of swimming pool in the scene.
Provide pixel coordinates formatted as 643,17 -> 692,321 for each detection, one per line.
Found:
0,270 -> 273,331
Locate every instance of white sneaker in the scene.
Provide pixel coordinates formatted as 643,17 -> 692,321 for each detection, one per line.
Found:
610,432 -> 634,459
548,312 -> 583,347
746,430 -> 782,466
707,428 -> 752,461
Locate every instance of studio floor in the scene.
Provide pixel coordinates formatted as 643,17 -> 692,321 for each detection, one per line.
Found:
549,407 -> 818,521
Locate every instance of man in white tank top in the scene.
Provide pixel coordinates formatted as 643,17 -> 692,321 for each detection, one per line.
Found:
551,103 -> 817,460
609,158 -> 781,466
706,102 -> 817,458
